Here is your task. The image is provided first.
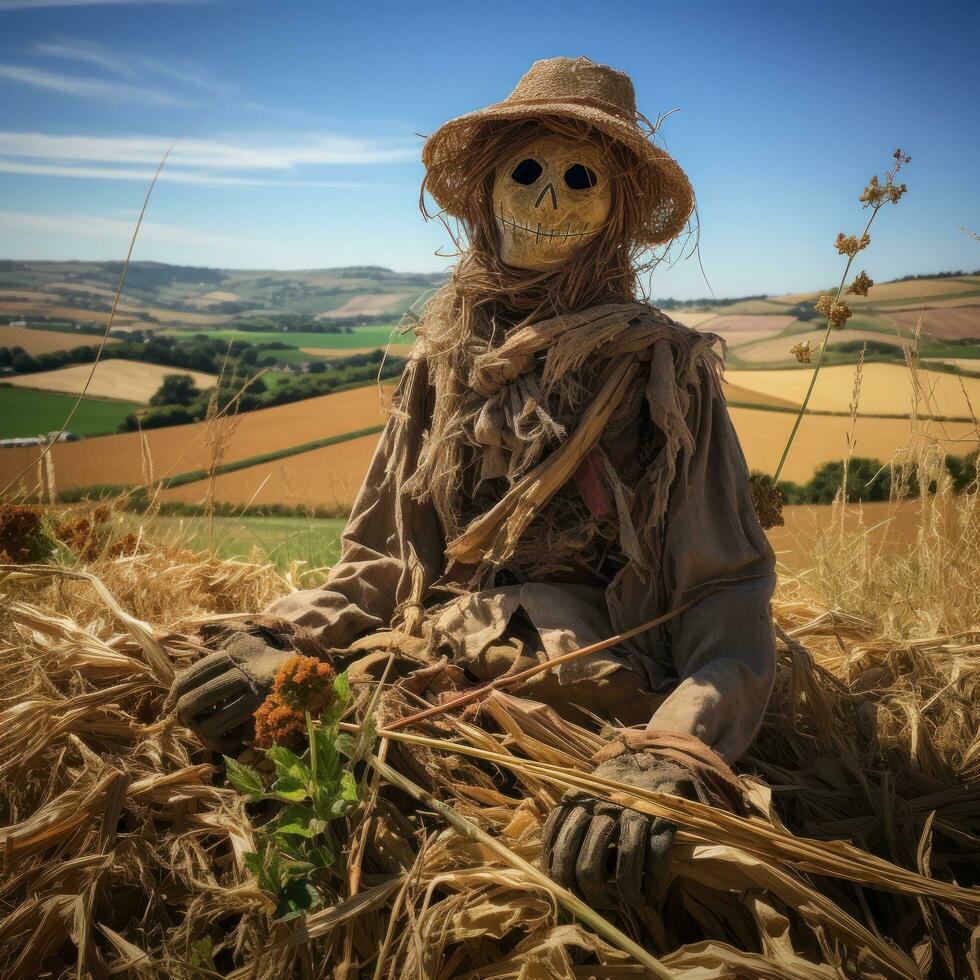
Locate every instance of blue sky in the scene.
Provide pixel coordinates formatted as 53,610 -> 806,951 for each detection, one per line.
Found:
0,0 -> 976,299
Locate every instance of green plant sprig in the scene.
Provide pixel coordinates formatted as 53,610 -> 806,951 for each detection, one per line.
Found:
224,671 -> 374,921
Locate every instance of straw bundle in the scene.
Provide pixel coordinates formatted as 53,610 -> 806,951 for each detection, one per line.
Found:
0,499 -> 978,978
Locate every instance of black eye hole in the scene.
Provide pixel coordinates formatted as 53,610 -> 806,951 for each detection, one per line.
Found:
510,158 -> 542,185
564,163 -> 598,190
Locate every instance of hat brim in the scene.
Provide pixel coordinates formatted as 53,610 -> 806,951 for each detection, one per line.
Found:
422,99 -> 694,248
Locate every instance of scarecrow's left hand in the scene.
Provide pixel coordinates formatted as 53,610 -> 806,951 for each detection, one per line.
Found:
541,752 -> 693,909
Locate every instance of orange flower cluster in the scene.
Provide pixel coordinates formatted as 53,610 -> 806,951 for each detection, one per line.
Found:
0,504 -> 44,563
53,509 -> 137,562
253,654 -> 337,748
835,232 -> 871,257
846,271 -> 874,297
816,294 -> 853,328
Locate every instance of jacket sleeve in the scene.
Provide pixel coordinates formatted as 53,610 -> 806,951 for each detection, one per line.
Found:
263,358 -> 444,646
645,365 -> 777,763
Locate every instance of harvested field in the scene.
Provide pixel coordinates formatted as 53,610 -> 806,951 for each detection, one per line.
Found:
0,383 -> 394,496
727,362 -> 980,418
0,324 -> 118,355
5,359 -> 217,403
848,276 -> 979,303
735,327 -> 905,363
886,295 -> 980,312
1,465 -> 977,976
154,405 -> 979,501
664,310 -> 717,328
317,292 -> 416,319
706,314 -> 797,333
716,329 -> 783,350
160,432 -> 381,511
192,290 -> 242,306
730,405 -> 978,481
889,305 -> 980,340
0,299 -> 225,328
721,381 -> 798,408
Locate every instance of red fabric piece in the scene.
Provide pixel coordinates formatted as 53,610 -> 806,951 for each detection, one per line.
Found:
572,448 -> 612,517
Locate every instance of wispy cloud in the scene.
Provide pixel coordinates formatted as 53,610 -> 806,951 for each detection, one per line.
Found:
0,158 -> 398,188
1,210 -> 265,248
0,131 -> 418,168
33,39 -> 228,94
0,129 -> 418,186
0,63 -> 192,105
0,0 -> 208,9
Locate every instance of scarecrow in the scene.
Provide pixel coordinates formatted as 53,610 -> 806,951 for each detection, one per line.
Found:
169,57 -> 777,910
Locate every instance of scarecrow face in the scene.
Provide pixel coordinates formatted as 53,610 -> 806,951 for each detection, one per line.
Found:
492,135 -> 612,271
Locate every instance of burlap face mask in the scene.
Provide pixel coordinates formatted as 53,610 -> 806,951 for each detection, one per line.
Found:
492,135 -> 612,271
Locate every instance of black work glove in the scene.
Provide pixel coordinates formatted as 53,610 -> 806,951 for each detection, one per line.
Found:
541,752 -> 693,909
168,626 -> 293,753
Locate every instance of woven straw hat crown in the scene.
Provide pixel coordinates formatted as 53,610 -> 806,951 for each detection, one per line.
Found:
423,56 -> 694,248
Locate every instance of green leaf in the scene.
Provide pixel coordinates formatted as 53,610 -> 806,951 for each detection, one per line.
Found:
271,772 -> 310,803
273,879 -> 321,922
267,745 -> 310,779
308,841 -> 336,869
339,769 -> 359,804
189,937 -> 216,970
223,757 -> 264,800
275,804 -> 327,838
333,671 -> 350,707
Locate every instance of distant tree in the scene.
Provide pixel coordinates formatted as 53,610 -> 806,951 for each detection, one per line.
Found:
804,457 -> 890,503
150,374 -> 200,407
307,359 -> 327,374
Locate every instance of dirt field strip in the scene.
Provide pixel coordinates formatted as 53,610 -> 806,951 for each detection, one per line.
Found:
0,382 -> 395,493
159,431 -> 382,510
316,291 -> 416,319
731,406 -> 978,481
727,362 -> 980,418
0,325 -> 119,355
154,404 -> 979,506
733,328 -> 906,363
5,359 -> 218,403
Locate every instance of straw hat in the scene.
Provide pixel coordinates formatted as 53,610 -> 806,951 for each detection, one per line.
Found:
423,56 -> 694,248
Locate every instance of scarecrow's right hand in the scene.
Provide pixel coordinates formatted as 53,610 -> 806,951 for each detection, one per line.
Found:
168,627 -> 292,753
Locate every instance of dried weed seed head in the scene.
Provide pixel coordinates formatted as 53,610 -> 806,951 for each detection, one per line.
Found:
846,271 -> 874,297
816,294 -> 854,328
835,232 -> 871,257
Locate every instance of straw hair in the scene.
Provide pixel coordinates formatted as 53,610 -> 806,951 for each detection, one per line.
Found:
423,56 -> 694,248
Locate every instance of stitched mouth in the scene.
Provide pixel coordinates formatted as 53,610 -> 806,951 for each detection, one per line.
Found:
495,209 -> 597,244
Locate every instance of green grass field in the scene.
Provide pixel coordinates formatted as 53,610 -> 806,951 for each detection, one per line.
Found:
136,514 -> 347,572
0,386 -> 137,438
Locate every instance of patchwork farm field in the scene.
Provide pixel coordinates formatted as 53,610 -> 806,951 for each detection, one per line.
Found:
0,387 -> 138,438
150,404 -> 980,504
5,359 -> 218,403
0,383 -> 394,494
0,324 -> 118,355
726,362 -> 980,418
159,432 -> 382,511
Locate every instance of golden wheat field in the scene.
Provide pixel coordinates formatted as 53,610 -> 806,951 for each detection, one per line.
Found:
160,432 -> 382,510
727,362 -> 980,418
0,324 -> 119,355
0,383 -> 394,495
145,404 -> 979,506
4,358 -> 218,403
734,328 -> 905,363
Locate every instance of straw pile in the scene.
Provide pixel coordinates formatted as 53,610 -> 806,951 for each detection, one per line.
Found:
1,482 -> 978,979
